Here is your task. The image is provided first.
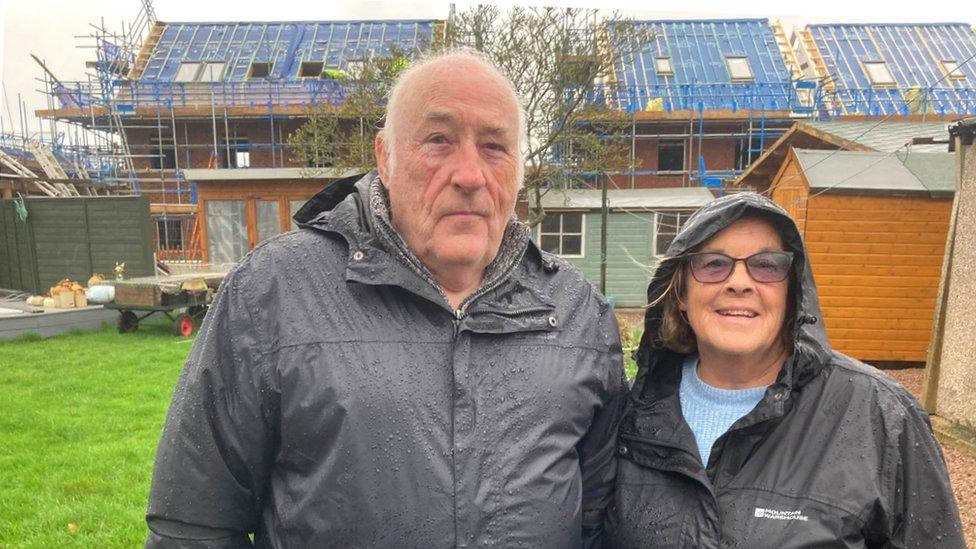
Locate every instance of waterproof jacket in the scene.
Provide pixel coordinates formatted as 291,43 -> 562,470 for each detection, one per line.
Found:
605,193 -> 963,548
146,173 -> 626,548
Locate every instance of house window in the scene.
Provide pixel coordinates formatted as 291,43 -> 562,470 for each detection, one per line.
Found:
255,200 -> 281,243
148,137 -> 176,170
657,140 -> 685,173
198,62 -> 226,82
539,212 -> 584,257
942,60 -> 966,80
221,139 -> 250,168
734,136 -> 765,171
726,56 -> 753,81
174,62 -> 202,83
174,61 -> 225,82
290,199 -> 305,230
864,61 -> 895,86
248,62 -> 273,78
205,200 -> 248,264
156,218 -> 183,249
654,211 -> 694,257
299,61 -> 325,78
655,57 -> 674,76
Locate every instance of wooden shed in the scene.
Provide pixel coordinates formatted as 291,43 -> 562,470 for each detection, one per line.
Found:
769,148 -> 954,362
183,168 -> 355,265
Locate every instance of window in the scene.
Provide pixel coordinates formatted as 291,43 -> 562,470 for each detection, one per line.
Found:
248,62 -> 273,79
205,200 -> 248,264
174,62 -> 202,83
174,61 -> 225,82
156,218 -> 183,249
299,61 -> 325,78
942,60 -> 966,80
148,137 -> 176,170
864,61 -> 895,86
539,212 -> 584,257
726,56 -> 753,81
654,211 -> 694,257
655,57 -> 674,76
657,140 -> 685,173
734,137 -> 765,171
290,200 -> 305,230
221,139 -> 250,168
198,62 -> 226,82
255,200 -> 281,243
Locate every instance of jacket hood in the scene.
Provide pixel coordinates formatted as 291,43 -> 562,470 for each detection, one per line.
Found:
636,192 -> 832,390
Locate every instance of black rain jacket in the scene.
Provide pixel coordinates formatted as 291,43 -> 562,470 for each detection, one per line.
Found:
605,192 -> 963,548
146,173 -> 626,548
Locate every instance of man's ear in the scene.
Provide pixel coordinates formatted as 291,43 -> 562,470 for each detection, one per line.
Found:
374,132 -> 390,186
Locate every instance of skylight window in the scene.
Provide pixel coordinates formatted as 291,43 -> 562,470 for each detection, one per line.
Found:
174,62 -> 202,83
248,62 -> 273,79
299,61 -> 325,78
864,61 -> 895,86
725,56 -> 753,81
655,57 -> 674,76
198,62 -> 226,82
942,60 -> 966,80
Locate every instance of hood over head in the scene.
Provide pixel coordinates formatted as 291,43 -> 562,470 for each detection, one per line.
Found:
636,192 -> 832,390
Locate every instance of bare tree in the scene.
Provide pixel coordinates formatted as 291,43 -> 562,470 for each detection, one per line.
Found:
288,7 -> 652,226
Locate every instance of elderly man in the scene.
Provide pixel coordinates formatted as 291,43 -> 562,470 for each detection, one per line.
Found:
146,49 -> 625,548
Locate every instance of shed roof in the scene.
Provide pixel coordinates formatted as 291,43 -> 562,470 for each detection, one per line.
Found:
794,149 -> 954,197
535,186 -> 715,210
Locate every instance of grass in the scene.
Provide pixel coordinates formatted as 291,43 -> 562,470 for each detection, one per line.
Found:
0,320 -> 193,548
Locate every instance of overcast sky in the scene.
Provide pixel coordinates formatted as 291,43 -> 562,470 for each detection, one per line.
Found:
2,0 -> 974,136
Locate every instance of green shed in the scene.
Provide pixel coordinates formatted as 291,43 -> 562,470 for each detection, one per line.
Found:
531,187 -> 714,307
0,196 -> 154,294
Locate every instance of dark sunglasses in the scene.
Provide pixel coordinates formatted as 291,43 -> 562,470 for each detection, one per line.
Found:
686,251 -> 794,283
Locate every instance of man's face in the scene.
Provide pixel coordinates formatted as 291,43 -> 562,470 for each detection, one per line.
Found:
375,62 -> 521,282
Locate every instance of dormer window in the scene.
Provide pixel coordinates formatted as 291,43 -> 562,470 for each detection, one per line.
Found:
248,62 -> 273,79
299,61 -> 325,78
942,60 -> 966,80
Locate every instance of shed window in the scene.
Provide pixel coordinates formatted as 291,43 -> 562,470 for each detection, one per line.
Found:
726,56 -> 753,81
657,140 -> 685,173
654,211 -> 694,257
655,57 -> 674,76
206,200 -> 248,264
299,61 -> 325,78
942,60 -> 966,80
255,200 -> 281,244
248,62 -> 273,78
864,61 -> 895,85
539,212 -> 584,257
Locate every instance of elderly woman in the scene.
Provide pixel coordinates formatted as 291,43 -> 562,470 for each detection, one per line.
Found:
605,193 -> 963,547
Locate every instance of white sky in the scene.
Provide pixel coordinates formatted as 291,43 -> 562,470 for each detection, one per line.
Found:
2,0 -> 975,136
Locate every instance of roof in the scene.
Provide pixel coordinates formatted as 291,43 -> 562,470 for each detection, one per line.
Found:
534,186 -> 715,210
794,149 -> 954,197
802,23 -> 976,116
139,20 -> 438,82
803,120 -> 951,153
607,19 -> 796,113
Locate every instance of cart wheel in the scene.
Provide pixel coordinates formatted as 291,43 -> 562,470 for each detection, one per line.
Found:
188,305 -> 207,318
117,311 -> 138,334
173,313 -> 195,337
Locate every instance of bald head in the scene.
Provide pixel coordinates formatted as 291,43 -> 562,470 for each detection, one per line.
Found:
378,49 -> 526,186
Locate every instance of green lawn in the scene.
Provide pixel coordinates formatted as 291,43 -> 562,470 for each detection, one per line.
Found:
0,320 -> 192,548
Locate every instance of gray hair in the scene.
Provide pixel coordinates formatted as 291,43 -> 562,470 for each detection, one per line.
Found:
378,48 -> 527,187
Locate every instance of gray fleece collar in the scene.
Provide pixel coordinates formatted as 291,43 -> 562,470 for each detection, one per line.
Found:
365,173 -> 531,310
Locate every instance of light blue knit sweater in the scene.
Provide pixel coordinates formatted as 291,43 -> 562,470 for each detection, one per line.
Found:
679,356 -> 767,466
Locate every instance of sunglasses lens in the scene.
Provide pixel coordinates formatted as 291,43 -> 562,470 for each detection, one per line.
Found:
690,253 -> 733,282
746,252 -> 792,282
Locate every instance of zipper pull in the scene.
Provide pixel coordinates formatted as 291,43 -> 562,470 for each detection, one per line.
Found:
454,308 -> 463,320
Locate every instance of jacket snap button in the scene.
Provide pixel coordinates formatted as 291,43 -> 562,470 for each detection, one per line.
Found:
773,391 -> 784,401
547,315 -> 557,327
618,445 -> 629,456
352,250 -> 365,261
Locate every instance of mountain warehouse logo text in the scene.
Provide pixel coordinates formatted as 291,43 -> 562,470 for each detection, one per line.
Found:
754,507 -> 809,522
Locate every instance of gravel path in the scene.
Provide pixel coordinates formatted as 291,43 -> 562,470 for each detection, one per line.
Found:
884,367 -> 976,547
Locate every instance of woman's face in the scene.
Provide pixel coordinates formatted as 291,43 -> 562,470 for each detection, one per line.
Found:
680,217 -> 790,364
